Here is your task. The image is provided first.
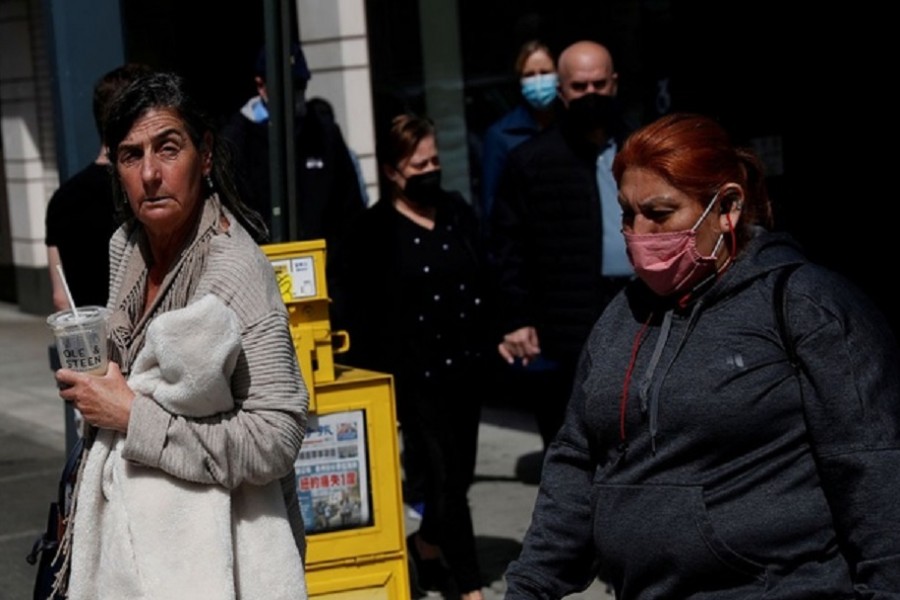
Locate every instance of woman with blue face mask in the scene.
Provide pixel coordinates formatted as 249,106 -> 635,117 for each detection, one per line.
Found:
480,40 -> 557,223
479,41 -> 563,470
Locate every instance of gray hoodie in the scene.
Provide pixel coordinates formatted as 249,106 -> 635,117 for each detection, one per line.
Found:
505,229 -> 900,599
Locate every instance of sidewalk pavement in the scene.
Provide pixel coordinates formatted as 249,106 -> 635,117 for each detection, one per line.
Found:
0,301 -> 611,600
0,302 -> 66,598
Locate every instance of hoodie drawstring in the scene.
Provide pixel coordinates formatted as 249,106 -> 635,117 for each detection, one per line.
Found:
619,314 -> 652,451
643,301 -> 705,453
620,299 -> 707,455
638,309 -> 673,454
639,310 -> 673,413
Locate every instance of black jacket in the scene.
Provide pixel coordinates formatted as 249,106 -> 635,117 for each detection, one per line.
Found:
220,103 -> 363,253
331,192 -> 497,389
490,121 -> 627,364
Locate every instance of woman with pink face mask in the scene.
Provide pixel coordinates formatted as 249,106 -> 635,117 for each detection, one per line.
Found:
504,113 -> 900,600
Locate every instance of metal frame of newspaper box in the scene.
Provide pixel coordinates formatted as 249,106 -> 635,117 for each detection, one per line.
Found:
304,366 -> 409,599
262,240 -> 411,600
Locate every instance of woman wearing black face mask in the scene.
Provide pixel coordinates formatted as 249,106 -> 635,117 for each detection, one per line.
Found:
331,114 -> 496,600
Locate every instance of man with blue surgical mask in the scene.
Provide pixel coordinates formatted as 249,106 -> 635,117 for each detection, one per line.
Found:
221,42 -> 364,253
480,40 -> 558,224
490,40 -> 635,450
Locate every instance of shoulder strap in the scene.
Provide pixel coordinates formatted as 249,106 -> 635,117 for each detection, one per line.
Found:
773,264 -> 803,370
58,436 -> 85,511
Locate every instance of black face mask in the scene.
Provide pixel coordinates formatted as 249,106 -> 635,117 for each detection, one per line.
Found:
403,170 -> 443,207
565,93 -> 618,133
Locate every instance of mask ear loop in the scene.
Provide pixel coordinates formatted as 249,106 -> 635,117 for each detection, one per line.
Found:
690,189 -> 724,232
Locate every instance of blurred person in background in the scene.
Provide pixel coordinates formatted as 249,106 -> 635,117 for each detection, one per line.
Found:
490,40 -> 633,450
333,114 -> 495,600
46,63 -> 152,310
307,96 -> 370,207
480,40 -> 557,225
221,42 -> 363,253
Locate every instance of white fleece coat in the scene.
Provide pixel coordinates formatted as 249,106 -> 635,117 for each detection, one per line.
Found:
69,294 -> 306,600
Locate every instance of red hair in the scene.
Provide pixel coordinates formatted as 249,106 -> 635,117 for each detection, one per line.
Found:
613,113 -> 773,249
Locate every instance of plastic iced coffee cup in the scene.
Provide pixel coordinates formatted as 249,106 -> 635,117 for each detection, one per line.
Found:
46,306 -> 110,375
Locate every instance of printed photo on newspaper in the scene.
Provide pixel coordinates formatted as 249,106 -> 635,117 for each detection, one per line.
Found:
294,410 -> 371,533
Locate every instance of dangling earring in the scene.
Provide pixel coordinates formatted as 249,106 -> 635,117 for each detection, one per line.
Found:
205,174 -> 215,196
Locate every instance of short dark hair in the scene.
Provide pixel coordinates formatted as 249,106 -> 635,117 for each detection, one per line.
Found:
92,63 -> 153,139
381,114 -> 436,169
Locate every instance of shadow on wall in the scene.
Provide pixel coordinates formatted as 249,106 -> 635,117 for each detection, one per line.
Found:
0,138 -> 15,302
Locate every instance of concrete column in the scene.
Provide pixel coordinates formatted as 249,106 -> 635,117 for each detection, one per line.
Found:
0,0 -> 57,314
296,0 -> 378,205
0,0 -> 123,314
417,0 -> 470,203
44,0 -> 124,181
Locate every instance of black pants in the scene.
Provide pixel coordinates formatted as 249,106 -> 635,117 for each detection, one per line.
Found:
397,372 -> 483,593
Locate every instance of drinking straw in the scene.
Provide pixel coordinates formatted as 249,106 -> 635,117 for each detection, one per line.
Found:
56,264 -> 80,319
54,264 -> 98,373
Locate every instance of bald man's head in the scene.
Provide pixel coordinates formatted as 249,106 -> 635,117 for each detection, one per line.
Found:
557,41 -> 618,106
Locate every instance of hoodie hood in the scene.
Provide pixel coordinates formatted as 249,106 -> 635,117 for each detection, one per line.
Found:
696,227 -> 807,308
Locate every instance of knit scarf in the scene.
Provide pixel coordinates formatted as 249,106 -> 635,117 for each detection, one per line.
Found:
108,194 -> 225,376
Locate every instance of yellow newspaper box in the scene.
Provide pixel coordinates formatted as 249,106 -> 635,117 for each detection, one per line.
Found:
263,241 -> 411,600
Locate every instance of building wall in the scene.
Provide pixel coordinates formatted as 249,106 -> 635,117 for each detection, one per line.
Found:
0,0 -> 57,314
0,115 -> 13,302
299,0 -> 378,205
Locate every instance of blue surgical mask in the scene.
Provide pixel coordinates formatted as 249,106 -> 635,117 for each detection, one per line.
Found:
520,73 -> 558,110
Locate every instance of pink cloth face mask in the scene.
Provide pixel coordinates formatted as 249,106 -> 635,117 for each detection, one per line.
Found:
623,191 -> 725,297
